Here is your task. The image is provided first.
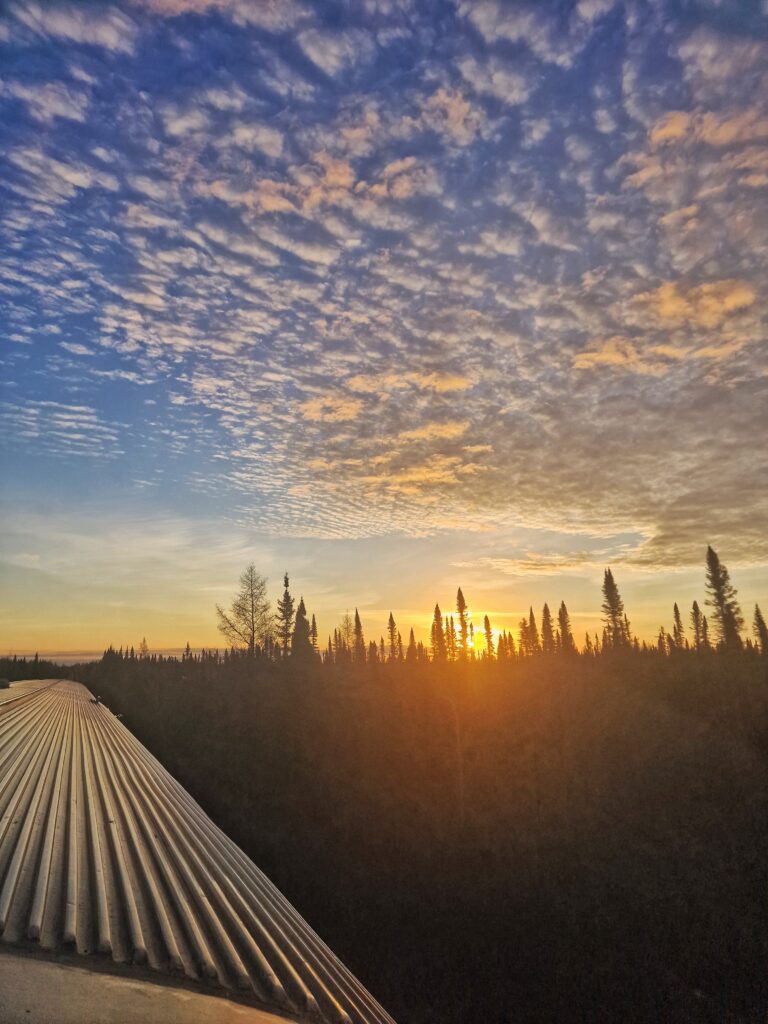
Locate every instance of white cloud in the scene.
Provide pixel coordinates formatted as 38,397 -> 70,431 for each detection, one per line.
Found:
255,223 -> 338,265
220,122 -> 284,159
7,146 -> 120,205
458,56 -> 530,105
12,2 -> 138,54
129,0 -> 309,31
457,0 -> 574,67
127,174 -> 173,201
297,28 -> 376,77
203,86 -> 248,112
575,0 -> 615,24
197,221 -> 281,267
1,80 -> 90,123
160,106 -> 210,136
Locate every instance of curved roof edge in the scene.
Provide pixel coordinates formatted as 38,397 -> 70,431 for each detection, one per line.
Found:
0,680 -> 396,1024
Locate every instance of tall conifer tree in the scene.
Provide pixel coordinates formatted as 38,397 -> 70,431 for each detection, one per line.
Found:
558,601 -> 575,655
601,569 -> 628,649
528,607 -> 541,654
705,546 -> 743,649
406,628 -> 417,662
310,614 -> 318,654
672,603 -> 685,649
353,608 -> 366,662
387,612 -> 397,661
753,604 -> 768,655
456,588 -> 469,658
690,601 -> 703,650
276,573 -> 295,657
483,615 -> 494,658
541,604 -> 554,654
431,604 -> 446,660
291,598 -> 312,660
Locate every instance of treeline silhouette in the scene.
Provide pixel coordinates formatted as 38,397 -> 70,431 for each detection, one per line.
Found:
112,546 -> 767,667
0,653 -> 69,683
59,547 -> 768,1023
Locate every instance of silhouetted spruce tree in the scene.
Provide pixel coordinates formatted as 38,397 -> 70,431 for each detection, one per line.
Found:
406,628 -> 417,662
541,604 -> 555,655
379,636 -> 385,662
310,614 -> 318,654
558,601 -> 575,655
583,633 -> 593,655
431,604 -> 446,660
332,629 -> 341,661
483,615 -> 494,658
138,637 -> 149,659
367,640 -> 377,662
702,615 -> 710,650
672,603 -> 685,650
387,613 -> 397,661
705,546 -> 744,649
497,631 -> 507,659
353,609 -> 366,662
456,588 -> 469,658
601,569 -> 628,649
623,613 -> 632,646
397,631 -> 404,661
446,617 -> 457,661
276,573 -> 296,657
469,621 -> 475,658
691,601 -> 703,650
518,618 -> 530,657
754,604 -> 768,655
291,598 -> 313,660
528,608 -> 541,654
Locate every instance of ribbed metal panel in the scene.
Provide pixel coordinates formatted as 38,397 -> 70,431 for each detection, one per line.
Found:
0,680 -> 396,1024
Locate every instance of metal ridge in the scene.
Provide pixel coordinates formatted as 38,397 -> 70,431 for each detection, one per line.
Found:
0,680 -> 396,1024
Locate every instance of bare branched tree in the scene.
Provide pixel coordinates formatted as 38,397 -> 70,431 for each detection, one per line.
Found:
216,564 -> 271,655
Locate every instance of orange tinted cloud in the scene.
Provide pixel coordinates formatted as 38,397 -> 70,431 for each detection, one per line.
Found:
635,279 -> 755,327
398,420 -> 470,442
650,108 -> 768,149
300,395 -> 363,423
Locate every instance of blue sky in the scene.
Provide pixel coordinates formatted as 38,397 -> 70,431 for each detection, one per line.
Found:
1,0 -> 766,652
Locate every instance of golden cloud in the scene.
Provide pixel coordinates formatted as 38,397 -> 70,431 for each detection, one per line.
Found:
398,420 -> 470,442
300,395 -> 363,423
346,371 -> 471,395
635,279 -> 755,327
650,108 -> 768,149
572,336 -> 665,375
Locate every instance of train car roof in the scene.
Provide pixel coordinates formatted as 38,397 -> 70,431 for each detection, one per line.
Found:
0,680 -> 395,1024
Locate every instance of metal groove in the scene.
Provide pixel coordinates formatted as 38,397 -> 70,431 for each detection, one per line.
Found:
0,681 -> 396,1024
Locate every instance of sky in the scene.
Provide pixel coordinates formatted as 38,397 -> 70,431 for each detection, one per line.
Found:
1,0 -> 767,655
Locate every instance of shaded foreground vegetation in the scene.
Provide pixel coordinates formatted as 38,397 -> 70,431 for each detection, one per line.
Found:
61,648 -> 768,1024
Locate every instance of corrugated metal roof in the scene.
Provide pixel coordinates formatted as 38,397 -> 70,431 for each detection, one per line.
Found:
0,680 -> 396,1024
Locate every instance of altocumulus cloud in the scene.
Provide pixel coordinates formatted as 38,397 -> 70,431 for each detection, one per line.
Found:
0,0 -> 766,574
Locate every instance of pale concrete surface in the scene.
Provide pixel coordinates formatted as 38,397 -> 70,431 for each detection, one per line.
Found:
0,953 -> 292,1024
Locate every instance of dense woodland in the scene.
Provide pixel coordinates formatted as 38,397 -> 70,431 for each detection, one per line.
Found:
2,546 -> 768,1023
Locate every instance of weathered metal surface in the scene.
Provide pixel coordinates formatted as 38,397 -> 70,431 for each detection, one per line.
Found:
0,680 -> 396,1024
